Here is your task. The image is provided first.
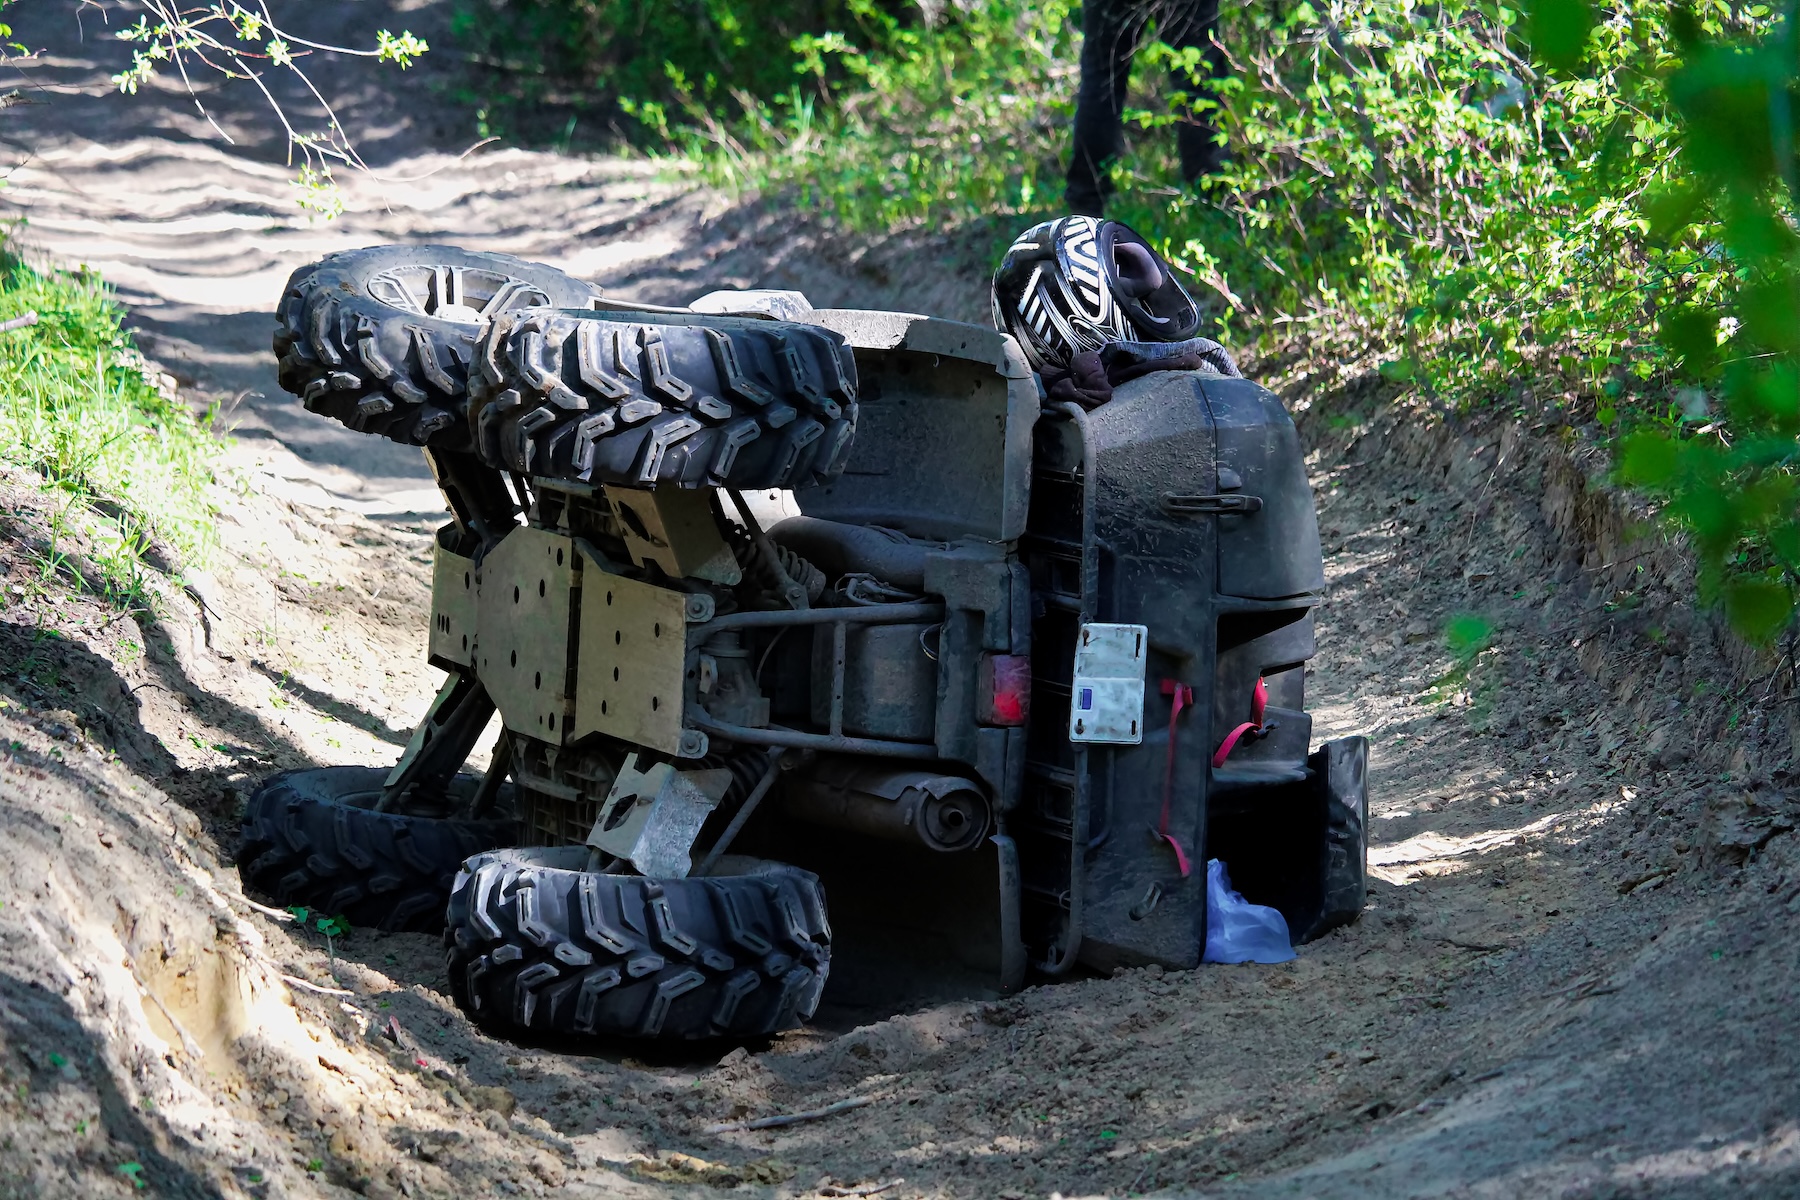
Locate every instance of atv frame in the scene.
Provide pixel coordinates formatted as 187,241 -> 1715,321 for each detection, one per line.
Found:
241,264 -> 1367,1040
390,306 -> 1363,995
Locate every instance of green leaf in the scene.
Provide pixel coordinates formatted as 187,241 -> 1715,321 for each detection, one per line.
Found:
1659,306 -> 1720,372
1445,614 -> 1494,662
1740,277 -> 1800,353
1724,579 -> 1794,643
1769,521 -> 1800,569
1378,357 -> 1416,383
1641,182 -> 1705,244
1526,0 -> 1595,73
375,29 -> 429,69
1671,47 -> 1779,186
1616,433 -> 1679,487
1675,488 -> 1739,552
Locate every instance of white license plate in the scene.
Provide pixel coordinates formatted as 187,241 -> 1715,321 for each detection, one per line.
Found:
1068,622 -> 1148,744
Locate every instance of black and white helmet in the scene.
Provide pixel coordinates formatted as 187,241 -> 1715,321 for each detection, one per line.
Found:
991,216 -> 1203,373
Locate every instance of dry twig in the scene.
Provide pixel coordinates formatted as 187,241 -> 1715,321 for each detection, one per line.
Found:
1617,867 -> 1675,894
1438,937 -> 1506,952
236,895 -> 297,921
280,972 -> 354,997
704,1095 -> 873,1134
128,963 -> 205,1059
819,1180 -> 903,1198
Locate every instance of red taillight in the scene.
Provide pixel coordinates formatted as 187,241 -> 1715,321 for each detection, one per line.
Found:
978,654 -> 1031,726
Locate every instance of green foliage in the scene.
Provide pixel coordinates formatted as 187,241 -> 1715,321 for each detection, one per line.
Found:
598,0 -> 1701,399
1526,0 -> 1597,71
0,244 -> 219,606
511,0 -> 1800,643
1518,0 -> 1800,643
376,29 -> 431,69
110,3 -> 430,215
1446,614 -> 1496,663
665,0 -> 1080,227
453,0 -> 877,140
1112,0 -> 1700,402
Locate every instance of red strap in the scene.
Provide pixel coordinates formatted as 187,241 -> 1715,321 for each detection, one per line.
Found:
1156,680 -> 1194,877
1211,677 -> 1269,768
1212,723 -> 1257,767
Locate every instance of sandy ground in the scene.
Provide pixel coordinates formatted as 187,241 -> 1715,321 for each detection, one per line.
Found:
1,4 -> 1798,1198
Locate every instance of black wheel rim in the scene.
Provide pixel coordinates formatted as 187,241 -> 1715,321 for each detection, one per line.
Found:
367,264 -> 555,324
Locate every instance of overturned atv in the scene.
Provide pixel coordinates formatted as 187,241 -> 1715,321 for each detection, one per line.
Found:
239,231 -> 1368,1042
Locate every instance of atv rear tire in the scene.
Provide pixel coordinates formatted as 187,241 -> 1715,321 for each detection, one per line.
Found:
274,245 -> 602,449
238,767 -> 516,933
468,308 -> 858,489
444,848 -> 831,1041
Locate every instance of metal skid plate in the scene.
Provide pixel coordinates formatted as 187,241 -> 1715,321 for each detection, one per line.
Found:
572,545 -> 695,756
474,526 -> 578,744
1069,622 -> 1148,744
605,486 -> 741,584
429,541 -> 476,669
586,753 -> 733,878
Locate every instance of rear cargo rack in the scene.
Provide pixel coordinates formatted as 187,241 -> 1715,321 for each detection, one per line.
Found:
1028,401 -> 1097,975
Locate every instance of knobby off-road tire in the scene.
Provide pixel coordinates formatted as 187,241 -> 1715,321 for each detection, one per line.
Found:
445,848 -> 831,1041
469,308 -> 858,489
238,767 -> 516,933
274,245 -> 602,449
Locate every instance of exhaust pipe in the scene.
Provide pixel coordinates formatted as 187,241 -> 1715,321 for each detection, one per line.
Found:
781,759 -> 990,852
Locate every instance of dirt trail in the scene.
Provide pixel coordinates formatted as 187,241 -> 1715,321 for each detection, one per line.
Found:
1,4 -> 1798,1199
2,0 -> 988,511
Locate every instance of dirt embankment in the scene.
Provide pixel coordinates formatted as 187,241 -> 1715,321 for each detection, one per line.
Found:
2,3 -> 1798,1198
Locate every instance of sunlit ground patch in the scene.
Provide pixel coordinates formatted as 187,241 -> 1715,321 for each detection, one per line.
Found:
1368,811 -> 1570,885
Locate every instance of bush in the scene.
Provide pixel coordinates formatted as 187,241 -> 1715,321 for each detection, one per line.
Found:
649,0 -> 1082,227
1598,4 -> 1800,639
452,0 -> 902,142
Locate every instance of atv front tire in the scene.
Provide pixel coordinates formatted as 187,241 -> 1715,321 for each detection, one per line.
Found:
237,767 -> 515,932
274,245 -> 602,449
469,308 -> 858,489
445,847 -> 831,1040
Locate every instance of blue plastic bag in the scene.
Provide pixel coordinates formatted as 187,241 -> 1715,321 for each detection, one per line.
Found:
1201,859 -> 1295,964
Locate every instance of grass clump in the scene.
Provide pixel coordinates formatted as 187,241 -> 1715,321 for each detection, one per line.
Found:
0,242 -> 218,606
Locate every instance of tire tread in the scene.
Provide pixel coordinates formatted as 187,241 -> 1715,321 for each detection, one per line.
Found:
273,246 -> 600,449
445,850 -> 830,1041
237,767 -> 513,933
471,309 -> 859,490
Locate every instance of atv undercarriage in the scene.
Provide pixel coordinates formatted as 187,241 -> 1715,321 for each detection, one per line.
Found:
238,246 -> 1369,1042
